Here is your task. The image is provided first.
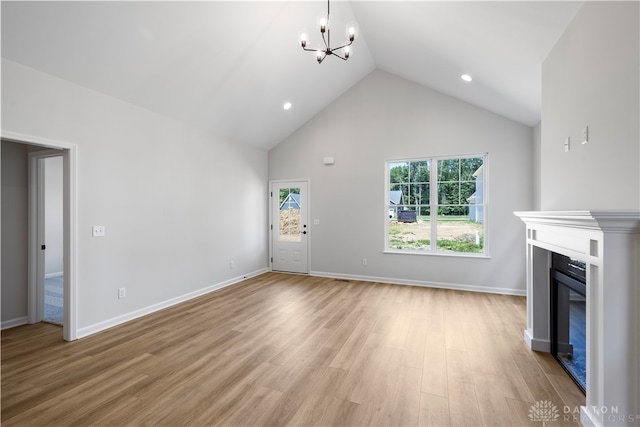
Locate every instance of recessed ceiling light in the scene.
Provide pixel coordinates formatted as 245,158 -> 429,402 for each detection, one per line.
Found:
461,74 -> 473,82
283,102 -> 292,110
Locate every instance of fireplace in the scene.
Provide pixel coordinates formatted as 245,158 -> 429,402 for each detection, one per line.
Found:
551,253 -> 586,392
514,211 -> 640,427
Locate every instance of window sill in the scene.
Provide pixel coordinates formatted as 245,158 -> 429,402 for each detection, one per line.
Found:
383,250 -> 491,259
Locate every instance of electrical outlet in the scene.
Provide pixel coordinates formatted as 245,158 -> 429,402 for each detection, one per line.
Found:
362,258 -> 368,266
581,126 -> 589,144
229,261 -> 235,269
92,225 -> 105,237
118,287 -> 126,299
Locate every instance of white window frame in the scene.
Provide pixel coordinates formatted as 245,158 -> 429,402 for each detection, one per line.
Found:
384,153 -> 488,258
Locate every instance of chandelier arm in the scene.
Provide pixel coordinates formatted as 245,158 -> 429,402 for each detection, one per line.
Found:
302,46 -> 320,52
321,32 -> 329,51
331,52 -> 348,61
331,40 -> 353,51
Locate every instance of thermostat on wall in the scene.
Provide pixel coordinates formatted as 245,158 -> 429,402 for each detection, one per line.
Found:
323,157 -> 335,165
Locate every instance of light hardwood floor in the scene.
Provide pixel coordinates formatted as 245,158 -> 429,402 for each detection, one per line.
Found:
1,273 -> 584,426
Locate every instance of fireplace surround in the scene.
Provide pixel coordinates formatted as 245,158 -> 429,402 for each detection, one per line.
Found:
514,211 -> 640,427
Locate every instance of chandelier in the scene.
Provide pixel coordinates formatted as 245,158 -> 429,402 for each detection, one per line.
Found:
300,0 -> 356,64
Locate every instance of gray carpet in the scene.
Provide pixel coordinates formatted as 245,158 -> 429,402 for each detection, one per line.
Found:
44,276 -> 63,325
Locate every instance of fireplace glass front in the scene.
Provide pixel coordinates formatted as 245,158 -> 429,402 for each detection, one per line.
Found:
550,253 -> 586,393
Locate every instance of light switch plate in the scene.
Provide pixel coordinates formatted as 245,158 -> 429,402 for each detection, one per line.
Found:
92,225 -> 105,237
564,137 -> 570,152
581,126 -> 589,144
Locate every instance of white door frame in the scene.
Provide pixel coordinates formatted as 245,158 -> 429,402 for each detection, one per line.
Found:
2,130 -> 78,341
269,179 -> 310,274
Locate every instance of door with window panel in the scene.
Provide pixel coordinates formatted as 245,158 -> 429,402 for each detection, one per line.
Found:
271,182 -> 308,273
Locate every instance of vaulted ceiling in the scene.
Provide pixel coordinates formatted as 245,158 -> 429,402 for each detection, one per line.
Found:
1,1 -> 583,150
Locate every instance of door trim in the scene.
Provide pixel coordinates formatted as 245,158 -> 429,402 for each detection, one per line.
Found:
269,179 -> 310,274
3,130 -> 78,341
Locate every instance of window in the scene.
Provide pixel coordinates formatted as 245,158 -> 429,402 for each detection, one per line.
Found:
278,187 -> 301,242
386,154 -> 486,255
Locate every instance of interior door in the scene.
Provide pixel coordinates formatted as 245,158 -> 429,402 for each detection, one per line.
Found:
271,181 -> 308,274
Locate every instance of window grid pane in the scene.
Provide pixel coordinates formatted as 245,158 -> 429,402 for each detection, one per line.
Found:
387,156 -> 485,254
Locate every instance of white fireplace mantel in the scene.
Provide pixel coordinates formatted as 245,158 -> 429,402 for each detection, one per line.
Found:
514,211 -> 640,427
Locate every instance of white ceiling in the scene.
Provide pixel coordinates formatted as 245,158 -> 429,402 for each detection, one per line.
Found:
1,1 -> 583,150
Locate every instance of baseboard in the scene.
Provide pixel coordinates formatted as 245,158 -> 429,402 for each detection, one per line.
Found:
524,329 -> 550,352
45,272 -> 63,279
309,271 -> 526,296
76,268 -> 268,339
580,406 -> 600,427
1,316 -> 29,330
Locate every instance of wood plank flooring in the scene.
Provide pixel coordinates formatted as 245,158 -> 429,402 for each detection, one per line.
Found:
1,273 -> 585,426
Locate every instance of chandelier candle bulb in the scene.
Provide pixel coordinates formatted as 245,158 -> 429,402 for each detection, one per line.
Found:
348,27 -> 356,41
320,17 -> 327,33
300,33 -> 307,48
344,46 -> 350,59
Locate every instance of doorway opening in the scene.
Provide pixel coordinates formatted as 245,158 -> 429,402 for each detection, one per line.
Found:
1,132 -> 78,341
41,155 -> 64,325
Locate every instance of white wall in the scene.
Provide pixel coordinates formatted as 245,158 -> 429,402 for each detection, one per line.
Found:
541,1 -> 639,211
532,122 -> 542,211
269,70 -> 533,294
1,140 -> 29,325
44,156 -> 63,276
1,59 -> 269,334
